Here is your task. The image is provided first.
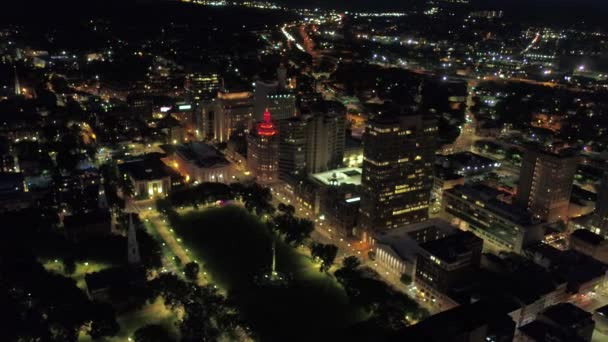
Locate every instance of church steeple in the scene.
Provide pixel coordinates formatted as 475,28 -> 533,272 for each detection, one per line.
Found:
127,214 -> 141,265
14,66 -> 21,96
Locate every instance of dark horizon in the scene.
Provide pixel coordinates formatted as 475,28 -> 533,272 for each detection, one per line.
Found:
2,0 -> 607,29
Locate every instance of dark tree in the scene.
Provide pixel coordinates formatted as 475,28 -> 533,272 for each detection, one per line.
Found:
399,273 -> 412,286
310,243 -> 339,272
342,256 -> 361,270
63,257 -> 76,275
137,228 -> 163,270
134,324 -> 174,342
273,213 -> 314,246
88,302 -> 120,340
184,261 -> 200,282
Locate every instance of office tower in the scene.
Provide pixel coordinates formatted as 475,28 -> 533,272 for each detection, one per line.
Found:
305,101 -> 346,174
443,184 -> 542,254
267,91 -> 297,121
278,116 -> 308,182
201,91 -> 253,142
592,171 -> 608,236
247,109 -> 279,183
516,146 -> 578,223
359,113 -> 437,236
185,72 -> 220,100
253,79 -> 279,121
253,65 -> 296,121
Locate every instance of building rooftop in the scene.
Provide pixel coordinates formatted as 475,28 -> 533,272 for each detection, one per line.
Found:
175,142 -> 230,169
541,302 -> 592,328
311,167 -> 362,186
571,228 -> 604,246
374,219 -> 457,262
519,320 -> 586,342
438,151 -> 500,174
394,298 -> 516,341
434,165 -> 465,181
420,231 -> 483,264
119,156 -> 174,181
447,184 -> 535,226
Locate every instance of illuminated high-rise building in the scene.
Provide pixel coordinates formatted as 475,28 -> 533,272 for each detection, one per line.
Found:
185,72 -> 220,100
253,79 -> 279,121
201,91 -> 253,142
247,109 -> 279,183
305,101 -> 346,174
359,113 -> 437,236
267,91 -> 297,121
515,146 -> 578,223
278,116 -> 308,182
253,65 -> 296,121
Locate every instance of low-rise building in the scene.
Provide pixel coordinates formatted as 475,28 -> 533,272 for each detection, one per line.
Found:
431,166 -> 465,213
444,184 -> 544,253
317,184 -> 361,237
415,231 -> 483,310
169,142 -> 237,184
373,218 -> 458,278
395,299 -> 516,342
518,303 -> 595,342
569,229 -> 608,264
436,151 -> 501,176
119,156 -> 177,199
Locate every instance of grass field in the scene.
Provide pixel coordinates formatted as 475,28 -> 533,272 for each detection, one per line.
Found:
169,205 -> 366,341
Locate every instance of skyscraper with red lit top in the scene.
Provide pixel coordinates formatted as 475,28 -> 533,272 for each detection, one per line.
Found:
247,109 -> 279,183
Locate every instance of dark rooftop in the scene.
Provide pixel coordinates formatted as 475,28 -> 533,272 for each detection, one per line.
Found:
393,299 -> 515,341
444,151 -> 497,168
519,320 -> 586,342
419,231 -> 482,264
119,156 -> 173,181
434,165 -> 465,181
447,184 -> 535,226
542,303 -> 592,328
571,228 -> 604,246
175,142 -> 229,168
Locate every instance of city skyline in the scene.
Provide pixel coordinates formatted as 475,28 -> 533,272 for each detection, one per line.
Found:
3,0 -> 608,341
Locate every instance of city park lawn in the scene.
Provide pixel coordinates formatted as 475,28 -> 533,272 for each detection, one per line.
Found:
168,205 -> 368,341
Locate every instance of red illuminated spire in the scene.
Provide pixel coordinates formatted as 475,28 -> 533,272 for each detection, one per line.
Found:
257,108 -> 277,137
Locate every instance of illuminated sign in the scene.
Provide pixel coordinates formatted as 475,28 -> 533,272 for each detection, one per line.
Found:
178,104 -> 192,110
345,197 -> 361,203
160,106 -> 172,113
